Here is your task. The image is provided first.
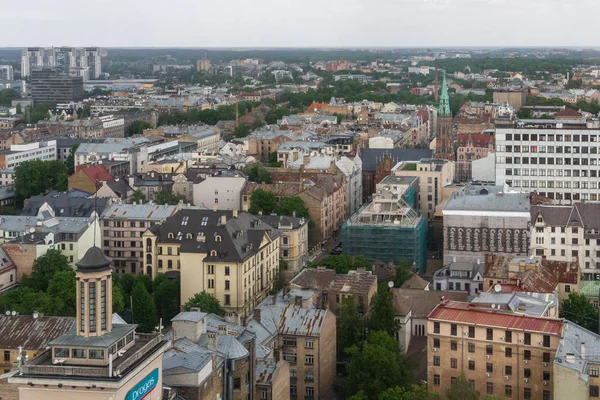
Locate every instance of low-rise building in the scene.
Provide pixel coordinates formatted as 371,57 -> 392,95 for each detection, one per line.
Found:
68,165 -> 114,194
22,190 -> 107,218
442,184 -> 531,264
0,140 -> 57,169
128,171 -> 176,202
432,261 -> 485,295
289,267 -> 378,313
192,168 -> 246,210
427,300 -> 563,400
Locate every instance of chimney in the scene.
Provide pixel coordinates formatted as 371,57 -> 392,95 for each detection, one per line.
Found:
254,308 -> 261,323
221,215 -> 227,225
177,200 -> 184,211
581,342 -> 586,360
295,296 -> 303,307
190,307 -> 200,312
233,209 -> 238,218
207,332 -> 217,350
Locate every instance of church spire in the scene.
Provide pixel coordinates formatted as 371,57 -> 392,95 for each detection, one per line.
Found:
439,72 -> 451,117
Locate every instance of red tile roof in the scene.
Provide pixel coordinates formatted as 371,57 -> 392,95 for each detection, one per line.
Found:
457,133 -> 494,148
306,102 -> 328,112
81,165 -> 114,184
555,108 -> 582,117
428,300 -> 564,335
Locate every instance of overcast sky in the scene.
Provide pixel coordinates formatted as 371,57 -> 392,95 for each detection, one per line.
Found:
1,0 -> 596,48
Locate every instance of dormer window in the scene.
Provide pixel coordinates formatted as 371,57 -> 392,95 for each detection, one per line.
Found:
537,216 -> 543,223
210,250 -> 217,257
215,235 -> 222,242
168,233 -> 174,239
186,233 -> 193,239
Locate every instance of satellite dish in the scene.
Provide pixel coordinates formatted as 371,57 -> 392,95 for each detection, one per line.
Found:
494,284 -> 502,293
388,281 -> 394,289
5,310 -> 9,316
491,304 -> 496,309
11,311 -> 16,316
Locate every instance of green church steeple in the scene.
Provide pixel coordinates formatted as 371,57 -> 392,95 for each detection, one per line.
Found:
439,72 -> 451,117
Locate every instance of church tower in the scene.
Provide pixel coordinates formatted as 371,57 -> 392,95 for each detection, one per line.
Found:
75,246 -> 113,337
436,72 -> 454,160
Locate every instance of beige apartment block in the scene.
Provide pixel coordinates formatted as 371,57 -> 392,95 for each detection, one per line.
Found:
427,300 -> 563,400
392,158 -> 455,219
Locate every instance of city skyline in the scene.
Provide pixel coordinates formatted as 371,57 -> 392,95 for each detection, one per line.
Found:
1,0 -> 598,48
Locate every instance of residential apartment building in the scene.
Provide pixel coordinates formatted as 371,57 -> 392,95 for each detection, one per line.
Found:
427,300 -> 563,400
192,169 -> 247,210
164,310 -> 259,400
257,215 -> 309,272
0,313 -> 75,373
144,209 -> 281,321
432,261 -> 485,295
196,59 -> 211,71
554,320 -> 600,400
101,203 -> 180,275
442,184 -> 531,264
530,203 -> 600,280
253,303 -> 336,400
21,47 -> 106,78
290,267 -> 378,313
0,65 -> 13,81
68,165 -> 114,194
392,158 -> 455,219
495,118 -> 600,203
0,140 -> 57,169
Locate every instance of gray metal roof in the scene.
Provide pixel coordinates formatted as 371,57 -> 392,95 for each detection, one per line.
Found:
48,323 -> 137,348
255,303 -> 328,337
361,148 -> 433,172
555,320 -> 600,379
101,204 -> 179,221
0,215 -> 95,235
444,184 -> 530,213
171,311 -> 209,323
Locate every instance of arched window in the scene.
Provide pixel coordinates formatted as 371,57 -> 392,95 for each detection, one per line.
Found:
146,238 -> 152,247
210,250 -> 217,257
215,235 -> 222,242
146,266 -> 152,275
146,254 -> 152,264
186,233 -> 193,239
168,233 -> 174,239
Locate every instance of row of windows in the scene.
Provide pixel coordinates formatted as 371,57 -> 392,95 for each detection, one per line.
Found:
500,144 -> 599,153
503,133 -> 600,142
501,156 -> 600,165
431,376 -> 552,399
103,220 -> 147,228
283,337 -> 314,348
507,168 -> 600,177
432,323 -> 551,347
289,386 -> 314,397
282,352 -> 315,365
433,355 -> 551,379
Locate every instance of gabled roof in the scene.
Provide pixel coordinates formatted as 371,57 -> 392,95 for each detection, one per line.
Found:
290,268 -> 377,296
78,165 -> 114,184
401,274 -> 430,290
0,314 -> 76,350
256,303 -> 329,337
393,289 -> 467,317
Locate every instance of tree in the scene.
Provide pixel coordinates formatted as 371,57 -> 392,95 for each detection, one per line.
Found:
267,151 -> 282,167
243,162 -> 272,183
66,144 -> 79,175
184,291 -> 226,316
249,189 -> 277,215
112,283 -> 125,313
128,120 -> 152,136
378,383 -> 440,400
277,196 -> 309,218
310,255 -> 371,274
393,259 -> 414,288
345,331 -> 411,399
0,88 -> 20,106
271,261 -> 286,295
153,274 -> 181,323
46,270 -> 76,316
14,160 -> 68,206
131,281 -> 158,332
560,292 -> 599,333
154,186 -> 187,205
233,123 -> 250,138
0,287 -> 55,315
22,249 -> 71,292
445,373 -> 480,400
368,285 -> 398,335
132,190 -> 147,204
337,296 -> 364,357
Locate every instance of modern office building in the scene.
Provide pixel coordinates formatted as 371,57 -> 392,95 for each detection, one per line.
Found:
0,65 -> 13,81
30,68 -> 84,103
495,118 -> 600,203
0,140 -> 57,169
9,246 -> 169,399
427,299 -> 563,400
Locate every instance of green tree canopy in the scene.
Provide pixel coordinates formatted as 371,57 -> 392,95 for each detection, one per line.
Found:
184,291 -> 226,316
0,287 -> 55,315
112,283 -> 125,313
22,249 -> 71,292
154,187 -> 187,205
345,331 -> 411,399
132,281 -> 158,332
368,285 -> 398,335
310,255 -> 371,274
337,296 -> 364,358
445,373 -> 480,400
153,274 -> 181,323
233,123 -> 250,138
65,144 -> 79,175
249,189 -> 277,215
277,196 -> 309,218
243,162 -> 272,183
128,120 -> 152,136
14,160 -> 68,206
393,259 -> 414,288
378,383 -> 441,400
560,292 -> 599,333
0,89 -> 20,106
132,189 -> 147,204
46,270 -> 76,316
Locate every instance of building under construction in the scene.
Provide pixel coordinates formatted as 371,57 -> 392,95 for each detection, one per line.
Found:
341,189 -> 427,273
